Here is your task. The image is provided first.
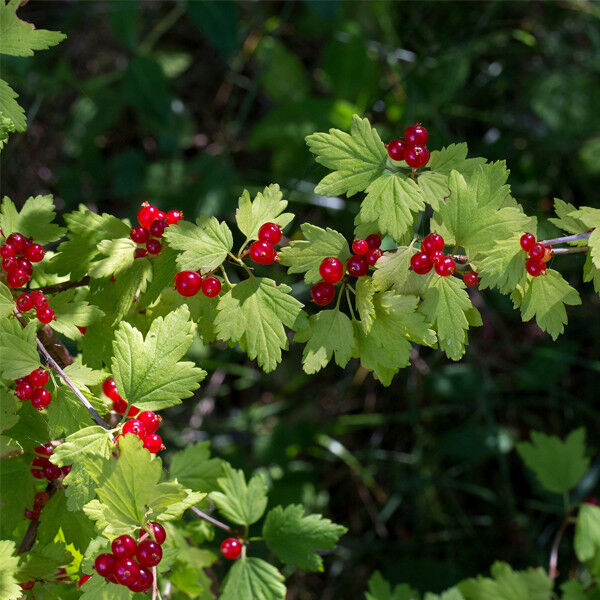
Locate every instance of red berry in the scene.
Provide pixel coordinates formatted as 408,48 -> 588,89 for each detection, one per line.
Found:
174,270 -> 202,297
102,377 -> 119,400
6,267 -> 28,288
149,219 -> 167,238
410,252 -> 433,275
94,554 -> 116,578
520,233 -> 536,252
135,248 -> 148,259
6,233 -> 26,254
30,291 -> 48,308
138,204 -> 159,229
31,468 -> 45,479
430,250 -> 445,264
404,123 -> 429,146
138,411 -> 160,434
32,456 -> 50,469
114,558 -> 140,586
221,537 -> 243,560
464,271 -> 479,287
20,582 -> 35,590
77,326 -> 87,335
31,388 -> 51,410
136,539 -> 163,567
122,419 -> 145,438
1,256 -> 16,272
346,255 -> 368,277
128,566 -> 153,592
352,239 -> 369,255
526,257 -> 546,277
0,244 -> 15,258
29,368 -> 49,387
155,210 -> 167,222
43,462 -> 62,480
125,404 -> 139,418
16,293 -> 33,312
404,145 -> 430,169
529,243 -> 545,260
586,497 -> 600,506
34,491 -> 49,507
146,239 -> 162,255
112,397 -> 128,414
311,281 -> 336,306
249,240 -> 277,265
112,535 -> 137,559
366,234 -> 382,249
421,233 -> 445,255
202,276 -> 222,298
319,257 -> 344,284
166,209 -> 183,225
36,306 -> 55,324
143,433 -> 163,453
542,246 -> 553,262
34,444 -> 53,456
387,139 -> 406,161
25,507 -> 40,520
24,243 -> 45,263
142,522 -> 166,545
258,222 -> 282,245
15,382 -> 33,401
366,248 -> 382,266
130,226 -> 149,244
435,257 -> 456,277
78,575 -> 92,588
15,257 -> 33,276
61,465 -> 71,476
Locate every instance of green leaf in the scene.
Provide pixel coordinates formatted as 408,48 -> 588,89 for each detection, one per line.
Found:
583,253 -> 600,296
372,245 -> 433,297
0,79 -> 25,132
0,113 -> 16,150
560,581 -> 587,600
16,542 -> 72,581
170,441 -> 225,493
263,504 -> 347,571
79,574 -> 132,600
111,306 -> 206,410
570,207 -> 600,268
50,289 -> 105,339
355,276 -> 376,333
220,557 -> 286,600
279,223 -> 351,284
418,170 -> 449,211
88,237 -> 136,278
210,464 -> 268,526
0,540 -> 20,600
306,114 -> 387,197
428,143 -> 485,176
0,195 -> 65,244
356,171 -> 424,241
516,428 -> 589,494
519,269 -> 581,340
0,282 -> 13,318
425,590 -> 466,600
365,571 -> 418,600
235,184 -> 294,241
0,319 -> 39,379
294,309 -> 355,374
215,277 -> 306,373
476,236 -> 527,294
548,198 -> 589,235
574,503 -> 600,562
164,215 -> 233,274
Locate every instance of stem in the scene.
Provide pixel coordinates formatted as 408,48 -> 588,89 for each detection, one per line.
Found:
17,479 -> 61,554
140,3 -> 186,54
548,509 -> 573,579
220,266 -> 233,288
539,232 -> 591,246
550,246 -> 588,255
345,287 -> 356,321
25,277 -> 90,295
151,566 -> 158,600
189,506 -> 234,533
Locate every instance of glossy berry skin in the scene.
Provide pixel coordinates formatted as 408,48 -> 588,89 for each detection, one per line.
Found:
32,456 -> 50,468
78,575 -> 92,588
15,382 -> 33,401
421,233 -> 445,255
435,257 -> 456,277
366,248 -> 382,266
346,255 -> 368,277
311,281 -> 335,306
144,522 -> 166,545
114,558 -> 140,586
464,271 -> 479,287
6,233 -> 26,254
167,209 -> 183,225
0,244 -> 15,259
143,433 -> 163,453
31,291 -> 48,308
138,204 -> 160,229
404,145 -> 430,169
125,404 -> 139,418
526,257 -> 546,277
112,535 -> 137,559
16,257 -> 33,276
6,268 -> 28,288
319,257 -> 344,284
61,465 -> 72,476
31,468 -> 45,479
146,239 -> 162,255
29,368 -> 49,387
130,226 -> 149,244
94,554 -> 116,578
258,222 -> 282,245
36,307 -> 55,324
34,491 -> 49,507
366,234 -> 382,249
174,270 -> 202,297
149,219 -> 167,238
34,443 -> 53,456
135,248 -> 148,259
249,240 -> 277,265
221,537 -> 243,560
43,462 -> 62,480
387,139 -> 405,161
20,581 -> 35,590
16,293 -> 33,312
529,243 -> 545,260
112,397 -> 128,415
102,377 -> 119,400
404,124 -> 429,146
24,243 -> 45,263
1,256 -> 16,272
138,411 -> 160,434
410,252 -> 433,275
137,539 -> 163,567
202,276 -> 222,298
128,567 -> 153,592
430,250 -> 445,265
31,388 -> 51,410
25,507 -> 41,520
520,233 -> 536,252
123,419 -> 145,438
351,239 -> 369,255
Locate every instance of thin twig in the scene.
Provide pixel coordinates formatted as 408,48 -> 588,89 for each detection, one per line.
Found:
539,232 -> 591,246
152,566 -> 158,600
548,510 -> 573,579
550,246 -> 588,255
24,277 -> 90,295
189,506 -> 233,533
17,480 -> 61,554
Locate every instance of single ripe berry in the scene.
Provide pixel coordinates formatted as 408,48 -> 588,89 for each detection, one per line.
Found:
542,246 -> 553,262
249,240 -> 277,265
138,411 -> 160,434
16,293 -> 33,312
174,270 -> 202,297
122,419 -> 145,438
126,404 -> 139,418
319,257 -> 344,284
143,433 -> 163,454
28,368 -> 49,388
78,575 -> 92,588
387,139 -> 406,161
366,248 -> 382,266
155,210 -> 167,222
31,388 -> 52,410
520,233 -> 536,252
346,255 -> 368,277
0,244 -> 15,259
1,256 -> 16,272
166,209 -> 183,225
31,468 -> 45,479
143,522 -> 166,545
6,268 -> 28,288
435,257 -> 456,277
311,281 -> 336,306
24,243 -> 45,263
34,491 -> 49,507
6,233 -> 26,254
464,271 -> 479,287
77,326 -> 87,335
128,566 -> 153,592
36,306 -> 55,324
15,382 -> 33,401
130,226 -> 149,244
112,397 -> 128,415
430,250 -> 445,264
258,222 -> 282,245
135,248 -> 148,259
43,462 -> 62,480
31,291 -> 48,308
112,535 -> 137,559
32,456 -> 51,468
149,219 -> 167,238
526,257 -> 546,277
221,537 -> 243,560
114,558 -> 140,586
529,243 -> 545,260
352,239 -> 369,255
410,252 -> 433,275
25,507 -> 41,520
16,257 -> 33,276
146,239 -> 162,255
202,276 -> 222,298
137,204 -> 160,229
102,377 -> 119,400
404,123 -> 429,146
136,539 -> 163,567
20,582 -> 35,590
366,234 -> 382,249
586,497 -> 600,506
34,444 -> 53,456
94,553 -> 116,578
404,145 -> 430,169
61,465 -> 71,476
421,233 -> 445,255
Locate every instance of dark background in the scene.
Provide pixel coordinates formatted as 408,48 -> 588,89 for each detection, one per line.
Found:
3,1 -> 600,597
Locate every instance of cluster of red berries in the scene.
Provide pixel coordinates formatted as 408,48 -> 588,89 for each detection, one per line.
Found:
174,271 -> 222,298
1,232 -> 45,289
16,290 -> 55,324
15,368 -> 52,410
248,222 -> 282,265
30,444 -> 71,482
102,377 -> 138,417
130,203 -> 183,259
520,233 -> 551,277
221,537 -> 243,560
410,233 -> 456,277
387,124 -> 431,169
93,522 -> 165,592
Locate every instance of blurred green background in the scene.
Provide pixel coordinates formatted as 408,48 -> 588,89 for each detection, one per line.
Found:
3,1 -> 600,597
